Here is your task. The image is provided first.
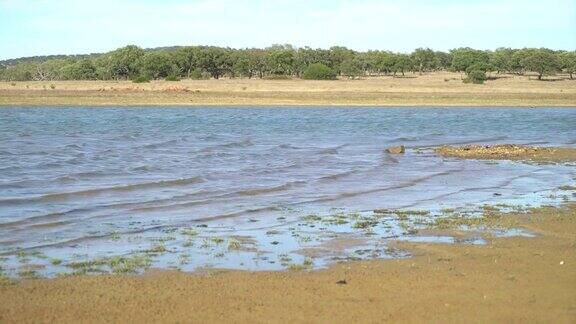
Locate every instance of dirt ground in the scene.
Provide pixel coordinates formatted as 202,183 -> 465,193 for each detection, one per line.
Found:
1,205 -> 575,323
1,72 -> 575,106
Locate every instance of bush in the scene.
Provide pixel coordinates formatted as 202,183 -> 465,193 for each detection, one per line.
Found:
132,75 -> 150,83
189,68 -> 205,80
165,75 -> 181,81
464,70 -> 487,84
302,63 -> 337,80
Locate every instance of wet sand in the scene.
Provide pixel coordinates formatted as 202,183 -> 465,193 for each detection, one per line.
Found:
1,72 -> 576,106
435,144 -> 576,163
1,205 -> 575,323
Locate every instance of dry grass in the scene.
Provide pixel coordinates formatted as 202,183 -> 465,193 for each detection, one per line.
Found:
1,72 -> 575,106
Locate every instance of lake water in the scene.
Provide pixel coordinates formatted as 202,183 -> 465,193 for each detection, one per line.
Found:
0,107 -> 575,277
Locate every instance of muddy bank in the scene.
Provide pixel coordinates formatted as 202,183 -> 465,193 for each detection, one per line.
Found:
435,144 -> 576,163
1,205 -> 575,323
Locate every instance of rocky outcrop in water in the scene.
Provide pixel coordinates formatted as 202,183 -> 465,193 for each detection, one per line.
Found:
386,145 -> 405,154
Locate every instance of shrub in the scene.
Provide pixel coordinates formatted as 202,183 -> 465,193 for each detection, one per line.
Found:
189,68 -> 204,80
132,75 -> 150,83
302,63 -> 337,80
464,70 -> 487,84
165,75 -> 181,81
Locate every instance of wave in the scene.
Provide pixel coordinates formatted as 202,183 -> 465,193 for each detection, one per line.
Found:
200,139 -> 254,152
128,181 -> 307,214
278,144 -> 301,149
317,170 -> 359,182
300,169 -> 465,205
234,181 -> 307,196
319,148 -> 339,155
0,206 -> 284,254
138,138 -> 180,149
0,176 -> 205,206
397,171 -> 542,209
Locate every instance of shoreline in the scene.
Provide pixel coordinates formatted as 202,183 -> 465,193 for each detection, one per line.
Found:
1,204 -> 575,322
2,104 -> 576,108
1,72 -> 575,107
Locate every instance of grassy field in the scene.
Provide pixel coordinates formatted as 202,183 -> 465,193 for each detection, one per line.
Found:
1,72 -> 575,106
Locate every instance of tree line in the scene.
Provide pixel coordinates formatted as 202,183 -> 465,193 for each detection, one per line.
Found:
1,45 -> 574,83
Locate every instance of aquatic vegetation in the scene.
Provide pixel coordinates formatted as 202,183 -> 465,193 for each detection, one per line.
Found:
180,228 -> 199,237
150,235 -> 176,243
211,237 -> 225,245
66,259 -> 109,274
288,257 -> 314,271
178,253 -> 190,265
109,231 -> 121,241
16,251 -> 33,264
183,240 -> 194,248
145,244 -> 168,255
200,238 -> 212,249
50,258 -> 62,266
353,218 -> 379,230
302,214 -> 322,222
108,255 -> 152,274
227,239 -> 242,250
18,268 -> 40,279
66,255 -> 152,275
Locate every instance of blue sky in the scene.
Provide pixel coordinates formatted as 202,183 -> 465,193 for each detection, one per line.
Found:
0,0 -> 575,59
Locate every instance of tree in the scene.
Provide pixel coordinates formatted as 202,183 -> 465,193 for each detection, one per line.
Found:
465,70 -> 487,84
450,48 -> 490,73
560,51 -> 576,79
302,63 -> 337,80
329,46 -> 355,74
93,55 -> 114,80
61,59 -> 97,80
340,59 -> 363,78
266,45 -> 296,76
196,47 -> 232,79
434,51 -> 452,70
490,48 -> 516,73
294,47 -> 331,76
141,52 -> 176,79
31,59 -> 70,81
411,48 -> 436,74
174,47 -> 200,78
0,63 -> 35,81
392,54 -> 412,76
109,45 -> 145,79
520,48 -> 560,80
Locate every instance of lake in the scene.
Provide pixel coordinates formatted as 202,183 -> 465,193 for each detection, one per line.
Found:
0,107 -> 575,277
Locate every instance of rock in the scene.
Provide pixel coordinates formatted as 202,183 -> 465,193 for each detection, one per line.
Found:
386,145 -> 405,154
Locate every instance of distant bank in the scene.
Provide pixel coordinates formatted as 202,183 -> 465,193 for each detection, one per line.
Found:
0,72 -> 575,107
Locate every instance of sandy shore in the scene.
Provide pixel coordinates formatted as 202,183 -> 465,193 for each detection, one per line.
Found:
435,145 -> 576,163
1,204 -> 575,323
1,72 -> 575,106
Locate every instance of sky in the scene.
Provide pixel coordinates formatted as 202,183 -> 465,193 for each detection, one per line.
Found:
0,0 -> 575,60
